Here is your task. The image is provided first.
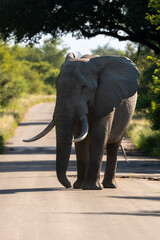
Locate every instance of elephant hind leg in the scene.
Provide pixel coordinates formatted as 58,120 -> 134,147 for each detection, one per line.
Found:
102,141 -> 121,188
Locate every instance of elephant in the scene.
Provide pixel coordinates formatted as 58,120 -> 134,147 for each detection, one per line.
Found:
24,53 -> 139,190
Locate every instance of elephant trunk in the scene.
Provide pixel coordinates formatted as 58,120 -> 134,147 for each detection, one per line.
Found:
55,114 -> 89,188
55,117 -> 74,188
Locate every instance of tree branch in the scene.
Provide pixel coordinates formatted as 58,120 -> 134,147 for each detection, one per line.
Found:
80,28 -> 160,54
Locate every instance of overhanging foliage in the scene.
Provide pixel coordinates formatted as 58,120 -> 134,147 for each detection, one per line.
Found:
0,0 -> 160,53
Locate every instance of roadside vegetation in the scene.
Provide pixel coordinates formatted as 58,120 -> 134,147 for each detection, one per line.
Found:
1,38 -> 160,156
126,111 -> 160,157
0,0 -> 160,156
127,0 -> 160,157
0,38 -> 67,153
0,95 -> 56,153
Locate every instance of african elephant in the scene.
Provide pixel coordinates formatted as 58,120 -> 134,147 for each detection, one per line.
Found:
24,53 -> 139,190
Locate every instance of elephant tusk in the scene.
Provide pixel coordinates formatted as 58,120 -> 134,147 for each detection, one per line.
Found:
23,119 -> 55,142
72,115 -> 89,143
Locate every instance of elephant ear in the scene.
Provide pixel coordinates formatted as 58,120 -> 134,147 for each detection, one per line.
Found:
90,56 -> 140,120
65,52 -> 75,61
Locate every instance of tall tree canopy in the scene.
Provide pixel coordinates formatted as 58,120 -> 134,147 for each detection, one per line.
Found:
0,0 -> 160,54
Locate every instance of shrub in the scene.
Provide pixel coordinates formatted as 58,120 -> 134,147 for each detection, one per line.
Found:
126,111 -> 160,157
148,57 -> 160,130
137,130 -> 160,157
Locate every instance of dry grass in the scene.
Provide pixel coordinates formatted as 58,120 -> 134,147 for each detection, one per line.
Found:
0,114 -> 16,141
0,94 -> 56,153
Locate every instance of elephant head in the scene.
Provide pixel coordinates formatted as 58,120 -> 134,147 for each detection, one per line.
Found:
23,53 -> 139,188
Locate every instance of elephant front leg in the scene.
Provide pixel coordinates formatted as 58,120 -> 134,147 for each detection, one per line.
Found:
83,121 -> 109,190
83,156 -> 103,190
102,142 -> 121,188
73,124 -> 90,189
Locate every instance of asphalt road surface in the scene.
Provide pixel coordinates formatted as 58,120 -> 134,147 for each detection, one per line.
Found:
0,103 -> 160,240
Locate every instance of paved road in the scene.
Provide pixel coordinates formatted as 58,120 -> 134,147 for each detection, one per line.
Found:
0,103 -> 160,240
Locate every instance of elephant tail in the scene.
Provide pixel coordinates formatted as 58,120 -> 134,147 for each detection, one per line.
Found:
120,145 -> 129,162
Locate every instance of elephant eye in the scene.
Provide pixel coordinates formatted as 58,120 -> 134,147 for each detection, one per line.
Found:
81,84 -> 86,92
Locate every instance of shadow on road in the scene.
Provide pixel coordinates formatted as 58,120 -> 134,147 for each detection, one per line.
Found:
2,142 -> 160,176
4,146 -> 75,155
0,159 -> 160,175
117,160 -> 160,174
0,187 -> 63,194
4,146 -> 57,155
107,195 -> 160,201
61,210 -> 160,217
0,160 -> 76,172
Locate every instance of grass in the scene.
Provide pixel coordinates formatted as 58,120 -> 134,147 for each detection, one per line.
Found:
0,94 -> 56,153
126,111 -> 160,157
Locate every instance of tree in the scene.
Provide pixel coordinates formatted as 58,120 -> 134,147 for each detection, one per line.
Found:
146,0 -> 160,30
0,41 -> 27,106
91,44 -> 124,56
148,56 -> 160,129
146,0 -> 160,129
41,39 -> 68,69
0,0 -> 159,54
0,38 -> 68,107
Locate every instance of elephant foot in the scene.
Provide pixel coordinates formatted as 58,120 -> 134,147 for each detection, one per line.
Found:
102,180 -> 117,188
73,180 -> 84,189
83,181 -> 103,190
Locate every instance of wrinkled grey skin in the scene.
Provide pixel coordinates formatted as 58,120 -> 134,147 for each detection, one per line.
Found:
24,53 -> 139,189
53,53 -> 139,190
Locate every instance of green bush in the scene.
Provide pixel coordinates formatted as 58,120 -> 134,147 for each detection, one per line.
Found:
126,111 -> 160,157
137,130 -> 160,157
136,94 -> 151,110
43,84 -> 56,95
148,57 -> 160,130
0,38 -> 67,108
0,74 -> 27,107
150,102 -> 160,130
